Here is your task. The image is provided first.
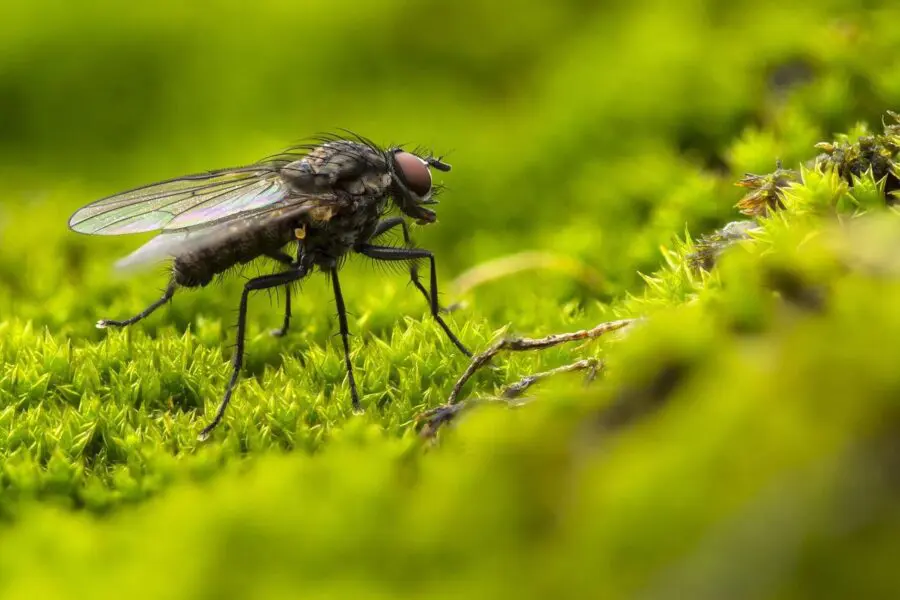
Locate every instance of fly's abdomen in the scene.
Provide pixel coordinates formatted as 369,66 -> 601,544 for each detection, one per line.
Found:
173,221 -> 296,287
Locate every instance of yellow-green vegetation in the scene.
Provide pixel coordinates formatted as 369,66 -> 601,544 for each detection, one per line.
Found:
2,0 -> 900,597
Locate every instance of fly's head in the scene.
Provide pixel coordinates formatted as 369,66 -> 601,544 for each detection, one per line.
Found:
386,148 -> 451,225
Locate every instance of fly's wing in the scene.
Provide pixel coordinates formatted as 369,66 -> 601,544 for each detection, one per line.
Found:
113,229 -> 197,272
111,196 -> 335,274
68,165 -> 291,235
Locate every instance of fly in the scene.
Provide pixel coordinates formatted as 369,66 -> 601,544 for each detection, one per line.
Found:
68,132 -> 472,440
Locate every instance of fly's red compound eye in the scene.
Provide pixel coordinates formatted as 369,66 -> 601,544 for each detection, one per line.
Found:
394,151 -> 432,197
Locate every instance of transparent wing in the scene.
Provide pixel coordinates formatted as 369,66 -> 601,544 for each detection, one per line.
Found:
68,166 -> 291,235
114,229 -> 198,272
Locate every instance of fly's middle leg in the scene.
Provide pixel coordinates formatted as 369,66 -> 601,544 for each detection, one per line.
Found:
330,268 -> 361,412
265,251 -> 295,337
96,278 -> 177,329
270,288 -> 291,337
198,264 -> 309,441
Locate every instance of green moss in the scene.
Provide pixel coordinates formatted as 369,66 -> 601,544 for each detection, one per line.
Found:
3,0 -> 900,596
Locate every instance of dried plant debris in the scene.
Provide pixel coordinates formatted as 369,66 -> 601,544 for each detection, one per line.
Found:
814,112 -> 900,198
736,110 -> 900,217
416,319 -> 637,438
687,220 -> 761,273
417,358 -> 602,440
735,161 -> 801,217
501,357 -> 601,400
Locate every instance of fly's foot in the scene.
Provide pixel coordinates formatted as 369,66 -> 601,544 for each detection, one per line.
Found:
269,327 -> 287,338
96,319 -> 125,329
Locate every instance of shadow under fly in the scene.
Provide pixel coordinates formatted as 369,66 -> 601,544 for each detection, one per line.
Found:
68,133 -> 471,440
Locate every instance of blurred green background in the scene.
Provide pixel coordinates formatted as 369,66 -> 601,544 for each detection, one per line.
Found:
3,0 -> 900,598
7,0 -> 899,300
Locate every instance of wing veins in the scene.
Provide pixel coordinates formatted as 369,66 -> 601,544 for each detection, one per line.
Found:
89,177 -> 264,233
162,177 -> 285,230
83,171 -> 264,213
157,192 -> 325,235
69,165 -> 281,231
93,165 -> 276,204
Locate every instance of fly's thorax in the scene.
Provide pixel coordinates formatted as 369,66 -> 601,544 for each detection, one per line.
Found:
343,171 -> 392,197
279,141 -> 390,196
299,192 -> 388,271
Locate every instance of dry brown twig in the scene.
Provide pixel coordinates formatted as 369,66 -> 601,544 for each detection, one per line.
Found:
501,357 -> 601,399
416,318 -> 638,438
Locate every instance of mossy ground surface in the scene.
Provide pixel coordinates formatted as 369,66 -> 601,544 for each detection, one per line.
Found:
3,1 -> 900,597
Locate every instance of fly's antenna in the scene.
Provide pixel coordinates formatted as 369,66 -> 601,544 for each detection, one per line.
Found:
427,157 -> 452,172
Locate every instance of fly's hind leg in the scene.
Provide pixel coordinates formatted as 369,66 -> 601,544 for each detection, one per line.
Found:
97,278 -> 177,329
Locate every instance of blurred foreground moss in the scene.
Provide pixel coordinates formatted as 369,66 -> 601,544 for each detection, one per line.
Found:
3,221 -> 900,597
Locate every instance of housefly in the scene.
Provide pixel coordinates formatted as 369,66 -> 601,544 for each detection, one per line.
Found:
68,133 -> 471,440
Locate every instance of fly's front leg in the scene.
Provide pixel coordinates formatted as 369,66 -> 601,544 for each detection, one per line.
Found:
355,243 -> 471,357
96,278 -> 177,329
198,265 -> 309,441
369,217 -> 433,309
